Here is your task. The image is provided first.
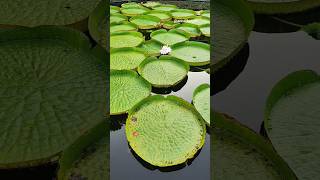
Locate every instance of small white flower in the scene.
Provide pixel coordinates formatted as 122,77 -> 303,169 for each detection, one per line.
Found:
160,45 -> 172,55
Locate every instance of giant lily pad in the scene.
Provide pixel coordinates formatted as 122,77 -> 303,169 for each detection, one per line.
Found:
89,0 -> 107,48
110,14 -> 128,24
0,26 -> 106,168
152,4 -> 177,12
170,41 -> 210,66
200,10 -> 210,18
150,29 -> 189,46
110,6 -> 120,14
58,121 -> 108,180
145,10 -> 172,22
0,0 -> 101,27
121,7 -> 150,17
142,1 -> 162,8
265,70 -> 320,180
176,23 -> 201,37
212,112 -> 297,179
246,0 -> 320,14
171,9 -> 196,20
193,84 -> 210,125
110,48 -> 147,70
187,17 -> 210,26
138,56 -> 189,88
126,95 -> 206,167
110,22 -> 138,33
199,24 -> 210,37
130,15 -> 161,29
213,0 -> 254,72
110,70 -> 151,115
139,40 -> 162,56
162,21 -> 177,29
110,31 -> 144,48
121,2 -> 143,9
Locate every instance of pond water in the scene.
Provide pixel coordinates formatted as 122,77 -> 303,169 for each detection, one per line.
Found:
214,30 -> 320,132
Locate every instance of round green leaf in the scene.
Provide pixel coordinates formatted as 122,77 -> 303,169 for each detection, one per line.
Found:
110,14 -> 128,24
121,7 -> 150,17
110,70 -> 151,115
193,84 -> 210,125
110,6 -> 120,14
142,1 -> 161,8
199,24 -> 210,37
145,10 -> 172,22
121,2 -> 143,9
171,9 -> 196,20
110,48 -> 147,70
200,10 -> 210,18
0,26 -> 106,168
176,23 -> 201,37
162,21 -> 177,29
170,41 -> 210,66
89,0 -> 107,48
126,95 -> 206,167
130,15 -> 161,29
213,0 -> 254,72
152,4 -> 178,12
139,40 -> 162,56
150,29 -> 189,46
212,112 -> 297,180
138,56 -> 190,88
110,31 -> 144,48
0,0 -> 101,27
110,22 -> 138,33
187,17 -> 210,26
265,70 -> 320,180
246,0 -> 320,14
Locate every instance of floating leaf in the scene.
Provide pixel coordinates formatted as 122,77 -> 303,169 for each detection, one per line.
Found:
246,0 -> 320,14
110,70 -> 151,115
152,4 -> 177,12
110,47 -> 147,70
138,56 -> 189,87
121,7 -> 150,17
130,15 -> 161,29
193,84 -> 210,125
170,41 -> 210,66
126,95 -> 206,167
199,24 -> 210,37
139,40 -> 162,56
187,17 -> 210,26
162,21 -> 177,29
110,14 -> 128,24
0,0 -> 101,27
121,2 -> 143,9
213,0 -> 254,72
151,29 -> 190,46
265,70 -> 320,180
171,9 -> 196,20
176,23 -> 201,37
142,1 -> 162,8
200,10 -> 210,18
0,26 -> 106,168
212,112 -> 297,179
145,10 -> 172,22
110,31 -> 144,48
89,0 -> 107,48
110,6 -> 120,14
110,22 -> 138,33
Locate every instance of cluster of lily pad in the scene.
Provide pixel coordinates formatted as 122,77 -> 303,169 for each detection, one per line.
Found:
110,1 -> 210,167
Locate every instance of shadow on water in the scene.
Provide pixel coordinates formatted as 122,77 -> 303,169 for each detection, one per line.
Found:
212,43 -> 250,95
128,143 -> 204,172
152,75 -> 189,94
254,6 -> 320,33
110,114 -> 127,131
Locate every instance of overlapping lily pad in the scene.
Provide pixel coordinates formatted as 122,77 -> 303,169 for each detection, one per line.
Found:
0,0 -> 101,27
110,70 -> 151,115
138,56 -> 190,87
121,2 -> 143,9
110,14 -> 128,24
200,10 -> 210,18
89,0 -> 107,48
199,24 -> 210,37
145,10 -> 172,22
111,6 -> 120,14
0,26 -> 106,168
265,70 -> 320,180
152,4 -> 178,12
187,17 -> 210,26
142,1 -> 161,8
193,84 -> 210,125
170,41 -> 210,66
212,112 -> 297,179
110,22 -> 138,33
176,23 -> 201,37
139,40 -> 162,56
126,95 -> 206,167
162,21 -> 177,29
171,9 -> 196,19
213,0 -> 254,72
151,29 -> 189,46
110,31 -> 144,48
121,7 -> 150,17
246,0 -> 320,14
130,15 -> 161,29
110,48 -> 147,70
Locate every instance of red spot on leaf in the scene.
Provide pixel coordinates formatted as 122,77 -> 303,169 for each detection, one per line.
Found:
133,131 -> 139,137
